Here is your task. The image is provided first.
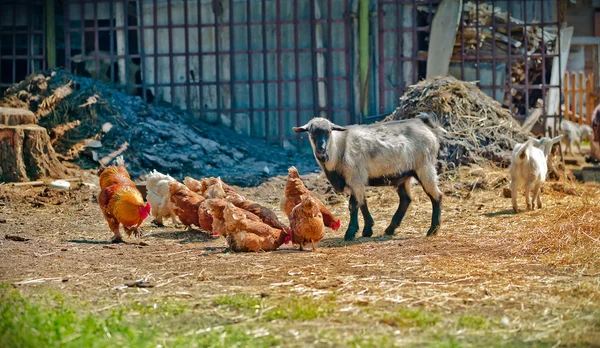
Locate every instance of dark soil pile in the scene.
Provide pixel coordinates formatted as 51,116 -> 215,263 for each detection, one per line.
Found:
384,76 -> 531,170
0,70 -> 317,186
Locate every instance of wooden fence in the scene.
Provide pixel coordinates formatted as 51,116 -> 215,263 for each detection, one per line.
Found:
563,71 -> 597,126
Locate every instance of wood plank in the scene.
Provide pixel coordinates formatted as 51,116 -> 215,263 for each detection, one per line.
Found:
579,72 -> 584,124
546,26 -> 573,135
426,0 -> 462,79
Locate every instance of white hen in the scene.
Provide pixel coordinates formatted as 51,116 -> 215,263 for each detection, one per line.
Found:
146,170 -> 178,225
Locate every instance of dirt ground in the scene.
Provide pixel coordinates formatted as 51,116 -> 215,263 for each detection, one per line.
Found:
1,166 -> 600,346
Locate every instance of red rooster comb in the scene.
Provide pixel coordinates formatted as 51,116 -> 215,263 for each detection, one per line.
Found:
330,219 -> 341,231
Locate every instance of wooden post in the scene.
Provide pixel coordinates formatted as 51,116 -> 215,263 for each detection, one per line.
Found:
564,72 -> 570,121
115,2 -> 127,88
579,71 -> 585,125
586,73 -> 594,125
571,72 -> 577,122
45,0 -> 56,69
359,0 -> 369,116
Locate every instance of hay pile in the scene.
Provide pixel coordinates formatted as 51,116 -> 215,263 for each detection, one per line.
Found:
0,70 -> 317,185
384,76 -> 531,171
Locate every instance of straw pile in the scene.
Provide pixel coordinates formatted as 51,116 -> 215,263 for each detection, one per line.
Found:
384,76 -> 531,171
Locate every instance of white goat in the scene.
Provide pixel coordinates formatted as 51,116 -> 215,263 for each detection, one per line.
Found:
509,135 -> 562,213
560,120 -> 594,155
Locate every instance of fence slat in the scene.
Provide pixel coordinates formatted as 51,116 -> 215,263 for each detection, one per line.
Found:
563,71 -> 597,126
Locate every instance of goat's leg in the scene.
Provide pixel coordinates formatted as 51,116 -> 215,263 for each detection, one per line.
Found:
384,180 -> 412,236
524,185 -> 532,210
344,195 -> 360,241
359,199 -> 375,237
576,141 -> 583,156
416,165 -> 443,236
533,182 -> 543,209
531,182 -> 542,210
511,180 -> 519,213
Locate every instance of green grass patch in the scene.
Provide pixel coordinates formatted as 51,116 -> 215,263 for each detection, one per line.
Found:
264,296 -> 335,321
0,285 -> 155,347
213,294 -> 262,313
0,285 -> 278,347
381,307 -> 440,328
346,335 -> 398,347
457,315 -> 491,330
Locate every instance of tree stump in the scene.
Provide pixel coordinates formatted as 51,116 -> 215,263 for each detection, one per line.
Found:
0,107 -> 37,125
0,124 -> 70,182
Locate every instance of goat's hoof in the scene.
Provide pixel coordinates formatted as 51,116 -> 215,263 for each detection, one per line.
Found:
384,226 -> 396,236
362,226 -> 374,238
111,236 -> 124,243
426,226 -> 440,236
343,231 -> 357,241
152,219 -> 164,227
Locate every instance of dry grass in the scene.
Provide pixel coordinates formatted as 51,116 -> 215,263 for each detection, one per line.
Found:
1,165 -> 599,346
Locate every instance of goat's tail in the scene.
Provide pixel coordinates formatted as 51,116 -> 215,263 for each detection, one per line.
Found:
416,112 -> 447,136
515,139 -> 533,164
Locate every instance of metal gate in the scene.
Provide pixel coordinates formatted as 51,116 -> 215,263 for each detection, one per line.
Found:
0,0 -> 47,94
373,0 -> 563,134
62,0 -> 356,149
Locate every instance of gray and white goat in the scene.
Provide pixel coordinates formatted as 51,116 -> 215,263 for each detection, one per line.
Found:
293,114 -> 442,240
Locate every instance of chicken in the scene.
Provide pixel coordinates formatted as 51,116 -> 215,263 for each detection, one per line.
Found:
281,166 -> 341,231
223,202 -> 291,252
195,178 -> 229,233
145,170 -> 178,226
97,157 -> 151,242
290,195 -> 325,252
168,181 -> 205,229
205,198 -> 262,237
184,176 -> 238,196
202,177 -> 290,233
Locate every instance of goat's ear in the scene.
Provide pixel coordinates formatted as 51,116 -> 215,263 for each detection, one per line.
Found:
551,134 -> 563,143
293,125 -> 309,133
332,125 -> 347,132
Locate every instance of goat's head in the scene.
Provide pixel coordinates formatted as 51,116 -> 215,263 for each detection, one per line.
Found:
534,135 -> 563,157
293,117 -> 347,162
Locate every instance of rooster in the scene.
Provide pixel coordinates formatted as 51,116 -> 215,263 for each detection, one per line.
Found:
290,195 -> 325,252
281,166 -> 341,231
168,181 -> 205,229
145,170 -> 178,226
97,157 -> 151,243
223,202 -> 291,252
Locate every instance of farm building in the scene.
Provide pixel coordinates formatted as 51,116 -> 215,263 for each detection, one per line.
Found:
3,0 -> 597,145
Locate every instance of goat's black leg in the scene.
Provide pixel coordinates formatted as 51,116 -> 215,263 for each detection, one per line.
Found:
416,165 -> 443,236
360,200 -> 374,237
384,181 -> 412,236
344,195 -> 360,241
425,193 -> 442,236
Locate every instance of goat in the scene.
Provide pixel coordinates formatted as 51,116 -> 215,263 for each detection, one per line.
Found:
509,135 -> 562,213
560,120 -> 593,156
293,114 -> 442,241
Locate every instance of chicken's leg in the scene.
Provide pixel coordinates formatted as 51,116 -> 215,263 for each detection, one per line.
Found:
311,239 -> 317,252
107,217 -> 123,243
